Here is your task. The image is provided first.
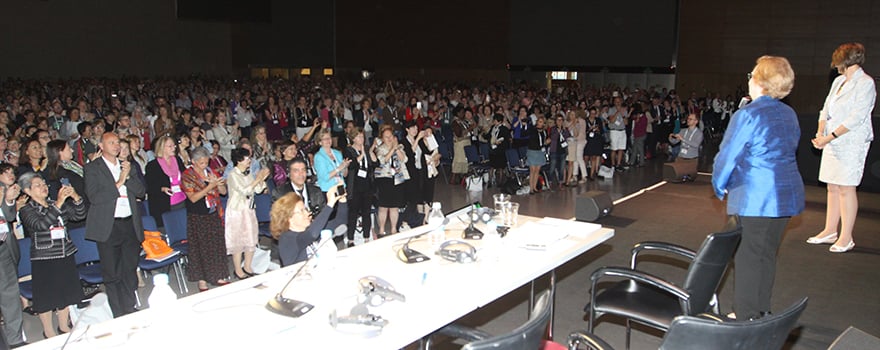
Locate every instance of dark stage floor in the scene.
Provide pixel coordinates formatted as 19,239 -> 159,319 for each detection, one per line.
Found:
428,155 -> 880,349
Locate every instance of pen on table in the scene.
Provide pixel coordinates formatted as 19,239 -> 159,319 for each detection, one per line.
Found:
421,272 -> 427,286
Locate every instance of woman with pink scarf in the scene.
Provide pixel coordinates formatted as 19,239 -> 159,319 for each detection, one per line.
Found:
145,135 -> 188,227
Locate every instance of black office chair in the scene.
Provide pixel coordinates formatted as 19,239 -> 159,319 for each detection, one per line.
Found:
426,290 -> 552,350
570,297 -> 808,350
586,228 -> 742,349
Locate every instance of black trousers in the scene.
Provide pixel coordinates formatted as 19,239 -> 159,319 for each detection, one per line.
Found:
97,217 -> 141,318
347,191 -> 373,240
734,216 -> 790,320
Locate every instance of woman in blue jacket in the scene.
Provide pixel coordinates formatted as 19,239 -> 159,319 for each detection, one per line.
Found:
313,130 -> 350,193
712,55 -> 805,321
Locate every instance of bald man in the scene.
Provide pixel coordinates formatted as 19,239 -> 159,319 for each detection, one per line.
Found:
84,132 -> 145,317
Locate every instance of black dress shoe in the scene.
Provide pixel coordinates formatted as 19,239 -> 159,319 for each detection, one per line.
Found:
10,341 -> 29,348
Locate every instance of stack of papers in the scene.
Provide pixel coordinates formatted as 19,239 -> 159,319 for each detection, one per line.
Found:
510,218 -> 602,250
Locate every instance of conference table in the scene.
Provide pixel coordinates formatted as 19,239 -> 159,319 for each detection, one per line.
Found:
23,213 -> 613,350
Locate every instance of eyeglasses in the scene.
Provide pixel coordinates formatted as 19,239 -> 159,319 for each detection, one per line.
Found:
747,72 -> 753,80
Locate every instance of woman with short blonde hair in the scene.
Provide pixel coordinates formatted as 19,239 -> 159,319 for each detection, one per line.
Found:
713,55 -> 804,320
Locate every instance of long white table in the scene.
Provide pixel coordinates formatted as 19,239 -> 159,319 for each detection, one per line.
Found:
24,214 -> 613,349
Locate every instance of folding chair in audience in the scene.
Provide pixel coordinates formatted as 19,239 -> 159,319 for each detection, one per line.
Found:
505,148 -> 529,186
255,193 -> 273,238
17,238 -> 33,306
464,145 -> 490,173
69,226 -> 104,288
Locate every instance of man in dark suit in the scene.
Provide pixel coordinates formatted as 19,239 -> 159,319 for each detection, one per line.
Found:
0,164 -> 25,347
272,158 -> 325,211
84,132 -> 145,318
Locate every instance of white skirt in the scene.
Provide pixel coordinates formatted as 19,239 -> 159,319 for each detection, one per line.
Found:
818,140 -> 870,186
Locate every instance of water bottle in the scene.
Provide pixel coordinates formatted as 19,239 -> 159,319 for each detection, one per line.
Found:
147,273 -> 178,309
427,202 -> 446,250
316,229 -> 338,272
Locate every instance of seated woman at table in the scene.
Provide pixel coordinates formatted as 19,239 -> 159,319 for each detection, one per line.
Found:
18,172 -> 87,338
270,182 -> 348,267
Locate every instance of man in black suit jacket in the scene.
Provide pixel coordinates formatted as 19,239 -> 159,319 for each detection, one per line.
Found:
84,132 -> 146,318
272,158 -> 325,211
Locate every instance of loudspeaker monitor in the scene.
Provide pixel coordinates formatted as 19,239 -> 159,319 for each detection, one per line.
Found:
575,191 -> 613,222
663,158 -> 698,181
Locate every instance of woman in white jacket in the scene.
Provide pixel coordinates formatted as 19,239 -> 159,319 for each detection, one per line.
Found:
225,148 -> 270,279
808,42 -> 876,253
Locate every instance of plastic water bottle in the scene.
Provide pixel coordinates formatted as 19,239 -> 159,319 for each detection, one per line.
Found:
147,273 -> 178,309
316,229 -> 338,272
427,202 -> 446,250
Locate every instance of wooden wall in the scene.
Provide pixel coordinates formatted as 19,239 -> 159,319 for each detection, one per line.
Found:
677,0 -> 880,116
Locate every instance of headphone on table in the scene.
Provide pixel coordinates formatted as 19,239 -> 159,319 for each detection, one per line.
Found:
437,240 -> 477,263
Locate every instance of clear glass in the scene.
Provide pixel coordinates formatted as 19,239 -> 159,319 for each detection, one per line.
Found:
503,202 -> 520,226
493,193 -> 510,216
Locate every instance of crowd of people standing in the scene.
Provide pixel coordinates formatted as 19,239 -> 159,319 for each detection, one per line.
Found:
0,74 -> 745,347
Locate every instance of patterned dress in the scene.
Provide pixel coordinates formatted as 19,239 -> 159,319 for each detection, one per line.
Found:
182,167 -> 229,282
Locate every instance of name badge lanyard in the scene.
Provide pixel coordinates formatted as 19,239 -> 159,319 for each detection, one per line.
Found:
357,149 -> 369,178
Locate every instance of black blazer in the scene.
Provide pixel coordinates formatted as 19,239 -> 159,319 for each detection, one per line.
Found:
43,167 -> 89,228
144,156 -> 186,226
0,188 -> 20,262
272,181 -> 326,211
84,157 -> 146,243
344,146 -> 376,195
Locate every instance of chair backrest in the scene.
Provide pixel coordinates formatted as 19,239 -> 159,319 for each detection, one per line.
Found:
138,200 -> 150,217
255,193 -> 272,223
463,290 -> 552,350
142,215 -> 158,232
680,228 -> 742,315
162,208 -> 188,245
17,238 -> 31,277
505,148 -> 523,169
69,226 -> 100,265
438,140 -> 453,161
660,297 -> 807,350
464,145 -> 481,164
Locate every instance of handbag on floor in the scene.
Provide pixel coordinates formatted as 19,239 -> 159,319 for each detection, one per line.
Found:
598,165 -> 614,179
250,246 -> 272,274
465,173 -> 484,192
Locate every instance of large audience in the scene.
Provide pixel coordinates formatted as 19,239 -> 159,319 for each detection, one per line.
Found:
0,75 -> 742,346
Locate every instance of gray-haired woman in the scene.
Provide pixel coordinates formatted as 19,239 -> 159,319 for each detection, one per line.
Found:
181,147 -> 230,292
19,172 -> 86,338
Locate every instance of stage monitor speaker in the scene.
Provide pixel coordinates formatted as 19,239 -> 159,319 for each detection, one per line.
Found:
829,326 -> 880,349
575,191 -> 613,222
663,159 -> 698,181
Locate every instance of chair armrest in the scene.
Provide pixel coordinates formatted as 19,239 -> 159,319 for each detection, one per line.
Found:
568,330 -> 616,350
434,323 -> 493,343
630,241 -> 696,269
590,266 -> 690,302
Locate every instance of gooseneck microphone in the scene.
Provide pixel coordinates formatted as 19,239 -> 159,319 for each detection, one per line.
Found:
266,224 -> 347,318
397,218 -> 449,264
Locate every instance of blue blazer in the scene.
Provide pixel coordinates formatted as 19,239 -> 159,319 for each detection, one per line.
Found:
314,147 -> 346,192
712,95 -> 805,217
